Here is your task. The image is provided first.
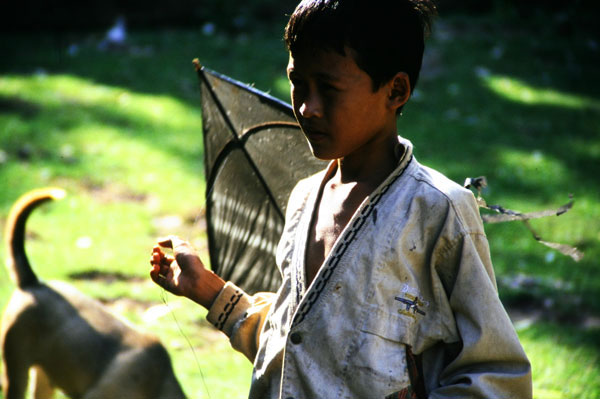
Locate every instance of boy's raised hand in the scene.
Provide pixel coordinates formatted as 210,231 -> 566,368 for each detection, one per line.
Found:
150,236 -> 225,308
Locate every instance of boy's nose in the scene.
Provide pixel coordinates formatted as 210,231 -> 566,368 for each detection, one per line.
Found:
299,93 -> 323,119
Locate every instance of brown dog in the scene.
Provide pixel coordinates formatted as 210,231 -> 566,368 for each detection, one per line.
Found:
1,188 -> 186,399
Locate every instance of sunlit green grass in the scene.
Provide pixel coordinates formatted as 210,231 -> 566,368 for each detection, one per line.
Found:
520,323 -> 600,399
0,73 -> 205,210
483,74 -> 600,110
0,13 -> 599,399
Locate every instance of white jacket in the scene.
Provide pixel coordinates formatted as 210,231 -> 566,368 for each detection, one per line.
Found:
207,138 -> 532,399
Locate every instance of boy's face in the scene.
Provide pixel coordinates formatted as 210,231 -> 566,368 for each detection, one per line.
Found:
287,48 -> 398,161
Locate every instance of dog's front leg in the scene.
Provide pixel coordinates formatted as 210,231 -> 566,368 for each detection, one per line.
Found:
2,358 -> 28,399
30,367 -> 54,399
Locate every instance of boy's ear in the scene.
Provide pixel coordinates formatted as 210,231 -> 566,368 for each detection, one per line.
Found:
387,72 -> 411,111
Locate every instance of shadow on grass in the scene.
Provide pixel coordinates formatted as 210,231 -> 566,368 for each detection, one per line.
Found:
0,95 -> 41,118
0,25 -> 291,106
69,269 -> 146,282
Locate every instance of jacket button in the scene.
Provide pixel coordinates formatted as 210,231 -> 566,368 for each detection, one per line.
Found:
290,332 -> 302,344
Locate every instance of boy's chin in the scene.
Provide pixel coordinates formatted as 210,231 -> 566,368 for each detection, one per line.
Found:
307,144 -> 336,161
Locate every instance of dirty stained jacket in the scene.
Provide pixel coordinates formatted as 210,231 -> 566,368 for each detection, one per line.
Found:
206,138 -> 532,399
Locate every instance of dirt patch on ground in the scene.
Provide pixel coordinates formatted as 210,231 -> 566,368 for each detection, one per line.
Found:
101,296 -> 156,316
80,180 -> 149,204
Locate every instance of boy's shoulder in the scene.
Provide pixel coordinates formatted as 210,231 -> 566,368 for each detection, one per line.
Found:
399,158 -> 484,232
409,161 -> 471,203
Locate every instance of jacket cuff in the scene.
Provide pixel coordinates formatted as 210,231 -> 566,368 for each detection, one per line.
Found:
206,281 -> 251,337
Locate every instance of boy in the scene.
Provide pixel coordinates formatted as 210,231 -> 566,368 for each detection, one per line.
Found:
150,0 -> 532,398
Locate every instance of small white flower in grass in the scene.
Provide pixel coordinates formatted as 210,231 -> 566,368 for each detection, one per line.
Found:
76,236 -> 93,249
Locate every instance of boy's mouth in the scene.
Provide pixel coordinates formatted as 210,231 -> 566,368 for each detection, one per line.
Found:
304,131 -> 328,145
301,124 -> 328,141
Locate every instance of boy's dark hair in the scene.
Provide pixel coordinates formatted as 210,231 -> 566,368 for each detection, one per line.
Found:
284,0 -> 436,93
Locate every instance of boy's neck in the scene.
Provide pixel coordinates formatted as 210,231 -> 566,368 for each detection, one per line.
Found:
332,133 -> 400,188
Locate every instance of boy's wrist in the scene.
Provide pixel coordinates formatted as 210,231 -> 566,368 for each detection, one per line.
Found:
193,269 -> 226,309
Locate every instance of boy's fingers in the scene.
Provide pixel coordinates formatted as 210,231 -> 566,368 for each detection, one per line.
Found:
149,264 -> 161,281
149,251 -> 174,272
152,245 -> 163,255
157,235 -> 188,251
158,236 -> 195,259
157,237 -> 174,249
150,263 -> 170,283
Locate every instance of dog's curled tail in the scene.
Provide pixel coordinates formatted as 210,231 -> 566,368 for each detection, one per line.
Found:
4,187 -> 66,288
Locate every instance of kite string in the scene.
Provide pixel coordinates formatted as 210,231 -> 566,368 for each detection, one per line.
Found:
160,288 -> 212,399
159,207 -> 213,398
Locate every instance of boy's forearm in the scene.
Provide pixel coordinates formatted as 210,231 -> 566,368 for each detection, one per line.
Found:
189,269 -> 226,309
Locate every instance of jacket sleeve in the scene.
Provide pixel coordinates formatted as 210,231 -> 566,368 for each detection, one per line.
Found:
206,282 -> 275,362
427,230 -> 532,399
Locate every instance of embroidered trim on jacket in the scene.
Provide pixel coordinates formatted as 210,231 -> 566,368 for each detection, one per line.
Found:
215,290 -> 244,331
292,157 -> 413,325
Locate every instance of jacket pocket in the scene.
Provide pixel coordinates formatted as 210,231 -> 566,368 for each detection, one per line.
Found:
344,307 -> 415,398
360,306 -> 415,342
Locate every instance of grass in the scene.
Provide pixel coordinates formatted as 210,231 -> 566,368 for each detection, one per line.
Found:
518,323 -> 600,398
1,11 -> 599,399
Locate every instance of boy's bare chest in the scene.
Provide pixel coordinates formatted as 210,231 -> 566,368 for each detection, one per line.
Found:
305,183 -> 368,285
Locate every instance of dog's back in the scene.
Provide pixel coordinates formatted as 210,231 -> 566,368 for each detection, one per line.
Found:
1,188 -> 186,399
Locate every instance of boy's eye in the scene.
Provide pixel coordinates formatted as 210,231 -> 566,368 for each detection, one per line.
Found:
317,81 -> 340,96
319,82 -> 338,92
